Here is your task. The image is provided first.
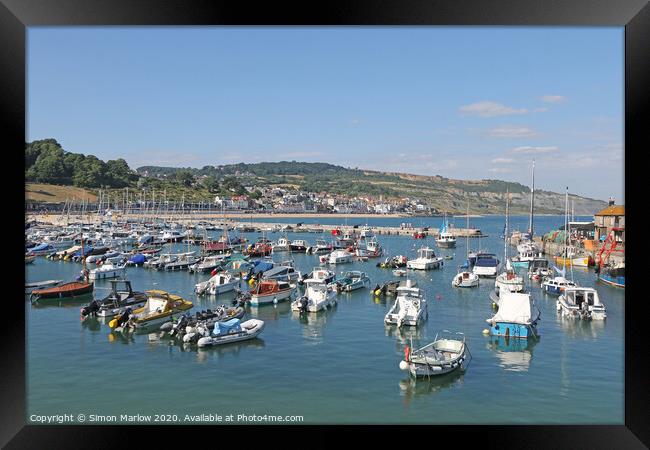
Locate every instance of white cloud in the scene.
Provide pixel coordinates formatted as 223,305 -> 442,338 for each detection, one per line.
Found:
491,157 -> 516,164
540,95 -> 567,103
511,146 -> 559,154
488,126 -> 538,138
459,101 -> 528,118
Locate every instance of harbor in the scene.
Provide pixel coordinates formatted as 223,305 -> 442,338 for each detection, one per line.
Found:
25,212 -> 625,424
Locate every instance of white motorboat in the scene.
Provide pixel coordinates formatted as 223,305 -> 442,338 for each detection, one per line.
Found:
452,270 -> 479,288
161,230 -> 185,242
336,271 -> 370,292
472,253 -> 500,277
399,332 -> 470,378
290,239 -> 309,252
88,262 -> 127,281
306,238 -> 333,254
542,272 -> 578,295
557,287 -> 606,320
195,273 -> 240,295
406,247 -> 443,270
355,236 -> 383,258
189,254 -> 229,273
80,280 -> 148,318
262,262 -> 302,283
301,267 -> 336,285
384,279 -> 427,327
327,249 -> 354,265
164,253 -> 201,271
197,318 -> 265,347
291,279 -> 337,313
494,260 -> 525,295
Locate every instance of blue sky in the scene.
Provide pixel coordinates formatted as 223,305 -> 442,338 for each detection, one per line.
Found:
27,27 -> 624,201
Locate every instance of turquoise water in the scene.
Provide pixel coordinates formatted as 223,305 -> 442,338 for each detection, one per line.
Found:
26,215 -> 624,424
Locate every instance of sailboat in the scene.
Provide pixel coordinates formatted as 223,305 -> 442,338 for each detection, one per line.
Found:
512,159 -> 542,268
494,190 -> 524,296
542,187 -> 578,295
452,200 -> 479,288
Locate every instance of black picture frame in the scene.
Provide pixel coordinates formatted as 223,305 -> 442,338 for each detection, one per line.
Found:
5,0 -> 647,447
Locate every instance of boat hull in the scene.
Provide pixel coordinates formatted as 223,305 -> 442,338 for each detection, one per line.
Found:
249,288 -> 294,305
489,322 -> 536,339
598,274 -> 625,288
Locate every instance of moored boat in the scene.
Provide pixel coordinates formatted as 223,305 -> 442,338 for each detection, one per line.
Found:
30,281 -> 94,302
398,332 -> 470,378
384,279 -> 427,327
109,290 -> 193,331
80,279 -> 147,318
557,286 -> 607,320
249,280 -> 296,306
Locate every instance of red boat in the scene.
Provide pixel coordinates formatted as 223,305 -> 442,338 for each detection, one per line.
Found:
413,232 -> 427,239
31,281 -> 94,301
244,242 -> 272,257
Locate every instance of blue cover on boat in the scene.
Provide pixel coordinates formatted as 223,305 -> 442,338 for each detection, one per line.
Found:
251,261 -> 274,274
73,246 -> 93,257
29,243 -> 52,251
213,318 -> 241,335
129,254 -> 146,264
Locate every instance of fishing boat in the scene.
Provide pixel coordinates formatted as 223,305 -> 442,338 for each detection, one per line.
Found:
249,280 -> 296,306
486,291 -> 540,339
472,253 -> 500,277
596,263 -> 625,288
306,238 -> 333,254
398,331 -> 471,378
271,237 -> 290,253
25,279 -> 63,294
557,287 -> 607,321
80,279 -> 147,318
196,318 -> 265,347
435,216 -> 456,248
326,249 -> 354,265
384,279 -> 427,327
109,290 -> 193,331
291,279 -> 337,313
194,273 -> 240,295
511,247 -> 545,269
160,230 -> 184,243
88,262 -> 127,281
406,247 -> 443,270
290,239 -> 309,253
335,271 -> 370,292
244,240 -> 273,257
355,236 -> 384,258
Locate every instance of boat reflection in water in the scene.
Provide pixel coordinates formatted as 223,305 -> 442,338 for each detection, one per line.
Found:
290,306 -> 337,344
385,324 -> 424,345
246,301 -> 292,321
194,338 -> 266,363
399,370 -> 466,405
486,334 -> 537,372
107,331 -> 136,345
556,313 -> 605,340
80,315 -> 102,332
30,294 -> 93,309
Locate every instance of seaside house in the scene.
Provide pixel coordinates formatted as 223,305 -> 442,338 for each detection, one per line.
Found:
594,199 -> 624,245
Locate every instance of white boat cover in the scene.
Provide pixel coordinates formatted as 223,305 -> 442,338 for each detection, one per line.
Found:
489,292 -> 533,324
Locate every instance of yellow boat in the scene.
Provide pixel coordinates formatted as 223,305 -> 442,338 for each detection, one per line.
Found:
555,255 -> 594,267
109,290 -> 193,331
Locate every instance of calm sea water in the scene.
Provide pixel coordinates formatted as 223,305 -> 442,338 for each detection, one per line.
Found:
26,215 -> 624,424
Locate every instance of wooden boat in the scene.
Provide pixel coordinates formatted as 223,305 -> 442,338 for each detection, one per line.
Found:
25,279 -> 63,294
399,332 -> 471,378
30,281 -> 93,302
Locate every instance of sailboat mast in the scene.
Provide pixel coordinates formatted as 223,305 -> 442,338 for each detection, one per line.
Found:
466,200 -> 469,259
564,186 -> 569,261
528,159 -> 535,237
504,189 -> 509,262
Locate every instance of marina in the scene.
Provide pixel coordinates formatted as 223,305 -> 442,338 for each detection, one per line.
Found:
25,213 -> 624,424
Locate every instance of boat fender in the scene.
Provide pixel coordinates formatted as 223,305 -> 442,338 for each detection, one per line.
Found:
482,329 -> 490,335
399,360 -> 409,371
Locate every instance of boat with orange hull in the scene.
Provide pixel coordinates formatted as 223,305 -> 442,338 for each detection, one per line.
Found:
30,281 -> 93,302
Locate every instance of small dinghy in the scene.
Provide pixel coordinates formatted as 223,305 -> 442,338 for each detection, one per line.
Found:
196,318 -> 265,347
160,305 -> 246,342
399,332 -> 471,378
30,281 -> 93,302
393,269 -> 407,277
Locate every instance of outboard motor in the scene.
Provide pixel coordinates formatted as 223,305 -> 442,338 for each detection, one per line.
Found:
117,307 -> 132,327
80,300 -> 101,318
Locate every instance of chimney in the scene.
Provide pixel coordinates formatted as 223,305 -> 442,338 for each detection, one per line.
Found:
608,197 -> 615,206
